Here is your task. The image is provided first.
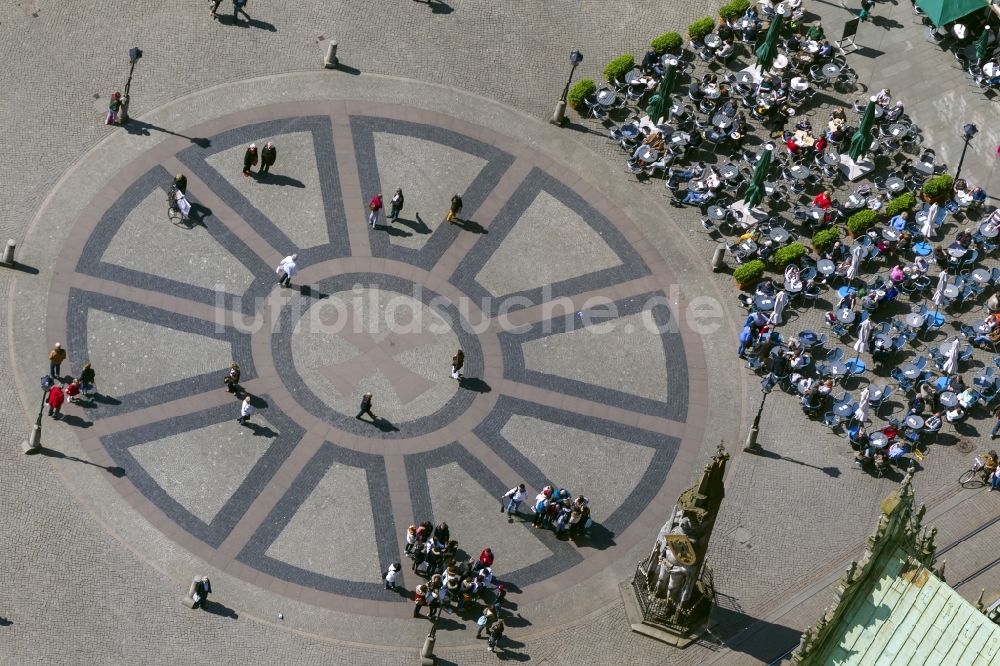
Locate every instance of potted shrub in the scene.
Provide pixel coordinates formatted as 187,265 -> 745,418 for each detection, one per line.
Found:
603,54 -> 635,84
651,31 -> 683,56
811,228 -> 840,255
568,79 -> 597,113
883,192 -> 917,219
922,174 -> 954,203
733,259 -> 765,290
719,0 -> 750,22
846,209 -> 879,237
688,17 -> 716,44
773,242 -> 807,270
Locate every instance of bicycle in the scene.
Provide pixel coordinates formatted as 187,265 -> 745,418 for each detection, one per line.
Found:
959,456 -> 990,488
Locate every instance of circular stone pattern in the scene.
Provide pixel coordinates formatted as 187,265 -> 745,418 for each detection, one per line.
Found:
41,101 -> 706,617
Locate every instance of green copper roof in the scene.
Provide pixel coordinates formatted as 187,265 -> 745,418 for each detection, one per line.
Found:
820,546 -> 1000,665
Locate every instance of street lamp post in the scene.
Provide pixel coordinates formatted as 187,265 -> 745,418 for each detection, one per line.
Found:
551,50 -> 584,126
22,381 -> 49,454
120,46 -> 143,125
743,383 -> 771,454
955,123 -> 978,183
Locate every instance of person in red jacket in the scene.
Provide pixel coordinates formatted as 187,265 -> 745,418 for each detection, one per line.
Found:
64,378 -> 82,403
47,384 -> 65,418
813,190 -> 832,210
474,547 -> 494,572
368,193 -> 383,228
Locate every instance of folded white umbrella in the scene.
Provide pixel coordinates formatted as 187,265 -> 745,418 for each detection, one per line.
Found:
769,290 -> 789,326
854,386 -> 870,422
942,337 -> 961,375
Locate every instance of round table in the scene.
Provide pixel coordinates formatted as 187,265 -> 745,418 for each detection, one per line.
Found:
947,247 -> 967,259
735,70 -> 756,86
817,259 -> 835,276
799,330 -> 819,345
596,89 -> 617,106
870,432 -> 889,449
707,205 -> 727,221
939,391 -> 959,408
823,152 -> 841,166
768,227 -> 790,244
845,358 -> 866,374
984,62 -> 1000,78
662,55 -> 680,68
888,123 -> 910,138
789,165 -> 812,180
772,54 -> 789,71
625,68 -> 643,85
901,364 -> 920,380
836,308 -> 856,324
904,414 -> 925,429
882,228 -> 900,242
979,222 -> 999,239
875,334 -> 892,348
671,132 -> 691,146
790,77 -> 810,91
942,284 -> 959,299
806,207 -> 825,220
886,176 -> 906,193
704,34 -> 722,49
972,268 -> 991,284
913,242 -> 932,256
822,63 -> 842,78
719,163 -> 740,180
713,113 -> 734,129
669,102 -> 685,118
829,362 -> 848,378
862,103 -> 885,119
635,145 -> 660,163
834,401 -> 854,417
755,295 -> 775,311
905,313 -> 926,329
703,86 -> 722,100
621,124 -> 640,140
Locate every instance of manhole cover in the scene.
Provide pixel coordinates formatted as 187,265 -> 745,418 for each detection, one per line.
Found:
958,440 -> 974,454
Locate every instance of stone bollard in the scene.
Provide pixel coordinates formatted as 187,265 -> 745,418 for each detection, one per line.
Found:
711,245 -> 726,271
419,629 -> 436,665
550,99 -> 567,126
181,576 -> 199,608
1,240 -> 15,265
743,424 -> 760,453
323,40 -> 339,69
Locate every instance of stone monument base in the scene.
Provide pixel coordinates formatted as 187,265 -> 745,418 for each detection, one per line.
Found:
839,154 -> 875,181
618,581 -> 710,648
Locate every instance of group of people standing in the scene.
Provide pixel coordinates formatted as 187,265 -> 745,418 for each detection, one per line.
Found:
44,343 -> 97,419
366,191 -> 463,229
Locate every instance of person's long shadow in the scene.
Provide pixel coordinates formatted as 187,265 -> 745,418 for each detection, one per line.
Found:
377,223 -> 412,238
459,377 -> 491,393
370,416 -> 400,433
452,217 -> 488,234
91,393 -> 123,406
182,202 -> 211,228
38,447 -> 126,477
397,214 -> 431,235
124,120 -> 210,148
217,14 -> 276,31
248,395 -> 270,409
571,522 -> 616,550
244,422 -> 278,438
251,173 -> 304,187
58,414 -> 94,429
201,600 -> 239,619
298,285 -> 329,299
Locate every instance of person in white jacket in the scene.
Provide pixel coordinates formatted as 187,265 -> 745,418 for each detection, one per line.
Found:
501,483 -> 528,518
237,395 -> 255,425
276,253 -> 298,288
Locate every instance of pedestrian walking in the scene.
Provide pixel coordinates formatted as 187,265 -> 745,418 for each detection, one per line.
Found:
487,619 -> 505,653
492,584 -> 507,615
233,0 -> 249,21
259,142 -> 276,175
105,92 -> 122,125
385,562 -> 401,590
210,0 -> 224,18
47,383 -> 65,418
237,395 -> 254,425
387,188 -> 404,221
427,588 -> 442,620
858,0 -> 875,21
276,253 -> 298,288
223,362 -> 241,393
356,392 -> 376,420
368,193 -> 383,228
49,342 -> 66,378
192,576 -> 212,609
404,525 -> 417,556
243,143 -> 258,176
451,349 -> 464,380
413,583 -> 428,617
501,483 -> 528,518
475,608 -> 495,638
474,547 -> 494,572
446,194 -> 463,224
79,361 -> 96,396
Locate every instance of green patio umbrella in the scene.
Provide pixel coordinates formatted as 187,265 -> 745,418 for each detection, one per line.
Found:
755,14 -> 783,72
914,0 -> 986,28
646,94 -> 666,125
743,147 -> 772,209
657,64 -> 677,101
976,27 -> 991,63
848,101 -> 876,162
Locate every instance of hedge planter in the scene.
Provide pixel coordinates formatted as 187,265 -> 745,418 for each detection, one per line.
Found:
733,259 -> 765,290
651,32 -> 683,56
922,174 -> 954,204
568,79 -> 597,113
884,192 -> 917,219
773,242 -> 807,270
719,0 -> 750,22
846,209 -> 879,238
688,17 -> 716,44
811,228 -> 840,255
604,54 -> 635,84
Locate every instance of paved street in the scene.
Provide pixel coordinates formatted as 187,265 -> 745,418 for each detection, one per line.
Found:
1,1 -> 999,665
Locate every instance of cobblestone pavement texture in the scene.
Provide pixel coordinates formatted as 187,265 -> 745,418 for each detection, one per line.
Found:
1,0 -> 1000,665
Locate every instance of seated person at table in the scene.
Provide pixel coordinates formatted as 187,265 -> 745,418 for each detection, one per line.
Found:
817,377 -> 834,395
955,228 -> 974,247
817,40 -> 834,59
785,265 -> 803,291
718,23 -> 734,41
885,100 -> 905,123
933,245 -> 949,265
716,39 -> 735,59
946,404 -> 966,423
719,99 -> 738,117
848,423 -> 869,449
703,72 -> 719,85
947,374 -> 966,392
908,395 -> 925,415
681,188 -> 716,205
836,292 -> 856,311
918,381 -> 938,408
855,444 -> 888,469
641,49 -> 662,75
826,125 -> 845,145
688,81 -> 704,101
958,386 -> 978,409
872,339 -> 892,366
785,137 -> 801,154
813,190 -> 832,209
802,386 -> 823,414
756,278 -> 776,297
807,23 -> 825,40
874,87 -> 891,108
889,264 -> 905,283
641,131 -> 666,151
924,411 -> 942,432
889,211 -> 909,231
974,323 -> 1000,348
888,441 -> 911,461
743,22 -> 760,42
785,33 -> 801,52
